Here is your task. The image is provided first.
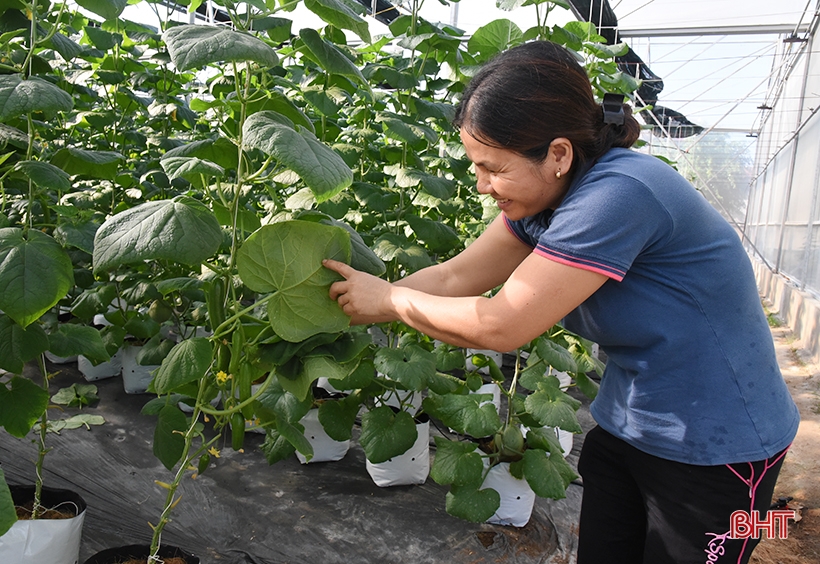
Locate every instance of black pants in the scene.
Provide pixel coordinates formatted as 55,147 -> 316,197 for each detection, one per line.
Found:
577,426 -> 788,564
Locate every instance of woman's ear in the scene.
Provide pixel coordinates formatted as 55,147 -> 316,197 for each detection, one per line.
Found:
549,137 -> 574,175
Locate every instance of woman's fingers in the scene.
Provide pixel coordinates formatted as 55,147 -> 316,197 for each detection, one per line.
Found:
322,259 -> 354,278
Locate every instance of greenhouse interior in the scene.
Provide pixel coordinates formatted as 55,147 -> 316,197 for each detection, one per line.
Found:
1,0 -> 819,563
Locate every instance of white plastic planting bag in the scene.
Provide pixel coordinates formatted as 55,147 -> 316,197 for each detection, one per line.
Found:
78,350 -> 123,382
366,420 -> 429,487
482,461 -> 536,527
120,345 -> 158,394
0,490 -> 85,564
296,409 -> 350,464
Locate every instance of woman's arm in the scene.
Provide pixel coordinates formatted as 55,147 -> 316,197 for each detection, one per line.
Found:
325,231 -> 608,351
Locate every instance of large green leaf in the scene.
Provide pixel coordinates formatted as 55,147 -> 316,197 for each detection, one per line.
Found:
374,345 -> 435,392
520,448 -> 576,499
75,0 -> 127,20
384,165 -> 455,200
422,392 -> 501,437
53,220 -> 99,254
317,394 -> 360,442
359,406 -> 417,464
153,405 -> 187,471
0,468 -> 16,537
276,418 -> 312,459
236,221 -> 351,342
244,111 -> 353,203
50,148 -> 123,181
0,75 -> 73,120
151,337 -> 213,394
430,438 -> 484,488
299,28 -> 367,87
254,377 -> 312,424
162,138 -> 239,171
48,324 -> 110,364
372,233 -> 433,271
0,375 -> 49,438
14,160 -> 71,192
405,214 -> 460,254
160,156 -> 225,183
0,228 -> 74,328
304,0 -> 371,43
468,19 -> 524,60
93,196 -> 222,273
445,484 -> 500,523
163,25 -> 279,71
536,337 -> 578,374
524,388 -> 582,433
261,429 -> 297,464
0,315 -> 49,374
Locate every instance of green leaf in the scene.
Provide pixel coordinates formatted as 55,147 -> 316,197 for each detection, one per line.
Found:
434,343 -> 465,372
76,0 -> 127,20
299,28 -> 367,87
0,468 -> 17,537
160,156 -> 225,182
0,228 -> 74,328
536,337 -> 578,374
384,165 -> 455,199
46,413 -> 105,432
276,418 -> 312,459
468,19 -> 523,61
93,196 -> 222,273
135,334 -> 175,365
405,214 -> 460,254
163,24 -> 279,71
445,484 -> 500,523
524,388 -> 582,433
372,233 -> 433,271
276,355 -> 341,401
244,111 -> 353,202
374,345 -> 436,391
422,392 -> 502,437
236,221 -> 351,342
0,123 -> 30,150
261,428 -> 297,464
51,383 -> 99,408
521,448 -> 576,499
304,0 -> 370,43
50,148 -> 122,180
53,221 -> 99,254
430,438 -> 484,487
573,371 -> 599,400
49,32 -> 84,61
317,395 -> 360,442
152,338 -> 213,394
0,75 -> 73,120
359,406 -> 417,464
14,161 -> 71,192
254,377 -> 312,424
84,26 -> 122,50
153,405 -> 187,471
48,324 -> 110,364
162,138 -> 239,171
0,314 -> 49,374
0,375 -> 49,438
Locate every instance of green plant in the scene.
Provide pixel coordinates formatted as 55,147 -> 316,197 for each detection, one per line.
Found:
423,330 -> 602,523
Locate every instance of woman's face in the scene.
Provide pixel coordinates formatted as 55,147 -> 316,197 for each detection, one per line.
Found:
460,128 -> 570,221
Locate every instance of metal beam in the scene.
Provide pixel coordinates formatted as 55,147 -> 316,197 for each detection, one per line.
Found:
617,23 -> 811,38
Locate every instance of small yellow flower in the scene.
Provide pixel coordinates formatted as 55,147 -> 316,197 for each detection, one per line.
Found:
216,371 -> 232,384
208,446 -> 221,459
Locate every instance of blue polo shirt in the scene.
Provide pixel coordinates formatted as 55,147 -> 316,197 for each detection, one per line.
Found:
505,148 -> 799,465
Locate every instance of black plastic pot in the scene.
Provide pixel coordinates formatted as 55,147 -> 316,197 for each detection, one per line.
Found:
10,484 -> 87,517
83,544 -> 200,564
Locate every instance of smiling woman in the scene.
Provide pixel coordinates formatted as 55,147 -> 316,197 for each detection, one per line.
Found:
324,40 -> 800,564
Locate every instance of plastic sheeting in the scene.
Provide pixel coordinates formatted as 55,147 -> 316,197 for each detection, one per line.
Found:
0,361 -> 594,564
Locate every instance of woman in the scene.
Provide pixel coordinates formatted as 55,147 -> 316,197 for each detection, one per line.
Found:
323,41 -> 799,564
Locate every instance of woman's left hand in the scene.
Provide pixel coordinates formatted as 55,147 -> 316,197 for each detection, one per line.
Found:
323,259 -> 396,324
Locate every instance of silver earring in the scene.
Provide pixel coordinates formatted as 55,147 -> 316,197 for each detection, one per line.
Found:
556,170 -> 562,179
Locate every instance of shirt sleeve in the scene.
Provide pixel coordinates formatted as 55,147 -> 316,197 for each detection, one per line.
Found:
513,171 -> 671,282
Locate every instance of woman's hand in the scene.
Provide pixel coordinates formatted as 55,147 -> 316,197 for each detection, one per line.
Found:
323,259 -> 397,324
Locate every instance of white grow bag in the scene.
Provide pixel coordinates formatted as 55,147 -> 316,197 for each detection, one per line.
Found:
482,461 -> 536,528
295,409 -> 350,464
366,419 -> 429,487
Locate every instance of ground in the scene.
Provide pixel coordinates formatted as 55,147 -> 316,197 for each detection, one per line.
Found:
749,324 -> 820,564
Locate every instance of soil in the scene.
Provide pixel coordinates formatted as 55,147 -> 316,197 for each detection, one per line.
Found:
749,325 -> 820,564
116,559 -> 187,564
14,500 -> 76,520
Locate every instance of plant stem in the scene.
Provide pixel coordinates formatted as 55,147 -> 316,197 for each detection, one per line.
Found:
31,354 -> 52,520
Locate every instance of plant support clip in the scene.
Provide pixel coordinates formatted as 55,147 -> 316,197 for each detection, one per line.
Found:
602,93 -> 625,126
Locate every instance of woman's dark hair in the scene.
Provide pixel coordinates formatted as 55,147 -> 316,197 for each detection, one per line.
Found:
453,41 -> 641,172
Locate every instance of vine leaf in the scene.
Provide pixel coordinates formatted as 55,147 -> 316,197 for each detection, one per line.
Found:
445,484 -> 501,523
50,148 -> 123,181
93,196 -> 222,274
160,156 -> 225,183
0,468 -> 16,536
244,110 -> 353,203
359,406 -> 417,464
299,28 -> 368,87
48,324 -> 110,364
0,315 -> 49,374
153,338 -> 213,395
0,375 -> 49,439
236,221 -> 351,342
430,438 -> 484,488
14,161 -> 71,192
304,0 -> 371,43
0,228 -> 74,328
75,0 -> 127,21
468,19 -> 524,61
0,75 -> 73,120
154,405 -> 187,471
163,25 -> 279,71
